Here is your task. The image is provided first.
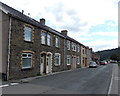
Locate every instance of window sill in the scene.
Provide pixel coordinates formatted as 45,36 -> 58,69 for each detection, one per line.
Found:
24,40 -> 33,43
54,64 -> 60,66
67,64 -> 71,66
55,47 -> 60,49
21,67 -> 32,71
47,45 -> 51,47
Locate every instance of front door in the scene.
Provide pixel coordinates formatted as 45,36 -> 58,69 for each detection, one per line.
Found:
40,53 -> 52,74
40,55 -> 44,74
46,55 -> 49,74
72,56 -> 76,69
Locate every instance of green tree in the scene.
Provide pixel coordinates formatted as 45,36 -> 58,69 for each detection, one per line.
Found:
110,54 -> 118,61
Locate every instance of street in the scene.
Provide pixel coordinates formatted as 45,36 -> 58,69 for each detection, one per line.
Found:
1,63 -> 117,94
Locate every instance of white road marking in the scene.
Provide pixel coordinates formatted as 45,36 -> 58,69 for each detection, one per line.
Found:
108,74 -> 113,94
10,83 -> 19,86
0,84 -> 9,88
0,83 -> 19,88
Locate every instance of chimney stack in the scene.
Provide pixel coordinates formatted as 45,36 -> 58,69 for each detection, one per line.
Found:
61,30 -> 68,36
40,18 -> 45,25
22,10 -> 24,14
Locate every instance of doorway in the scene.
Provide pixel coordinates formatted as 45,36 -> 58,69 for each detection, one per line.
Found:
72,56 -> 76,69
40,52 -> 52,74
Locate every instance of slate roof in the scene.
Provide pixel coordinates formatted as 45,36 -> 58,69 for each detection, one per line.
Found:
0,2 -> 88,48
0,2 -> 64,38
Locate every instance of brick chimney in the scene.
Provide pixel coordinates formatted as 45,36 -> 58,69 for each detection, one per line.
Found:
40,18 -> 45,25
61,30 -> 68,36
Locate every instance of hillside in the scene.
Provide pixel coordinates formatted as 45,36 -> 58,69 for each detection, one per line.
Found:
96,48 -> 119,61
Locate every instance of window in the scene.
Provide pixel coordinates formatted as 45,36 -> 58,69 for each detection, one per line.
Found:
78,45 -> 79,52
77,56 -> 80,64
55,37 -> 59,48
24,26 -> 32,41
54,53 -> 61,65
67,40 -> 70,50
22,53 -> 32,69
47,34 -> 51,46
83,57 -> 84,64
72,42 -> 76,51
67,55 -> 71,65
83,48 -> 85,54
41,31 -> 46,44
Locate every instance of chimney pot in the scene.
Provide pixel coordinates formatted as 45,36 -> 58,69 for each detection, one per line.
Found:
40,18 -> 45,25
61,30 -> 68,36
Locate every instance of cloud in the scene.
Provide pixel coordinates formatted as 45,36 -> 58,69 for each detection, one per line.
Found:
0,0 -> 118,51
84,39 -> 118,52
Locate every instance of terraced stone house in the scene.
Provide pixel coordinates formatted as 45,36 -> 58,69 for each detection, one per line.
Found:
0,2 -> 99,80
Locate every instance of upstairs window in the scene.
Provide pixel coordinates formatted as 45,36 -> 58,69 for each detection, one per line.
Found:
47,34 -> 51,46
22,53 -> 32,69
55,37 -> 59,48
72,42 -> 76,51
83,48 -> 85,54
41,31 -> 46,44
24,26 -> 32,41
67,40 -> 70,50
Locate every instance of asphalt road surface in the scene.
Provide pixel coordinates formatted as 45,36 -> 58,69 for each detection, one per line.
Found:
2,64 -> 114,94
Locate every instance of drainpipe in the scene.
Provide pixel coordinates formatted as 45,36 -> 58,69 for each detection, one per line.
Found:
63,38 -> 66,70
7,16 -> 12,80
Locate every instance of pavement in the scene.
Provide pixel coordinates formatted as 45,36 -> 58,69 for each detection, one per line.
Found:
108,63 -> 118,95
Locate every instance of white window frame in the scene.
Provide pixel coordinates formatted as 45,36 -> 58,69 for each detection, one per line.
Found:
55,37 -> 59,48
54,53 -> 61,66
47,34 -> 51,46
72,42 -> 76,51
67,55 -> 71,65
72,42 -> 74,51
24,26 -> 32,41
41,31 -> 46,44
67,40 -> 70,50
22,53 -> 32,69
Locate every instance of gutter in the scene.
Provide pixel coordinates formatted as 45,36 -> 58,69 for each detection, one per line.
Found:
7,16 -> 12,80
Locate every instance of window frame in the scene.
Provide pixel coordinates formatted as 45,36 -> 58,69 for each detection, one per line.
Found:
72,42 -> 76,51
55,36 -> 59,48
41,31 -> 46,45
24,25 -> 33,42
47,34 -> 51,46
67,55 -> 71,65
54,53 -> 61,66
67,40 -> 70,50
21,53 -> 33,69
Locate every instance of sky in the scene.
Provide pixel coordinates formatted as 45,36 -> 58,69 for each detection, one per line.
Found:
1,0 -> 119,52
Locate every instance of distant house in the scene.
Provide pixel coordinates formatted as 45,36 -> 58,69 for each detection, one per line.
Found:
0,2 -> 99,80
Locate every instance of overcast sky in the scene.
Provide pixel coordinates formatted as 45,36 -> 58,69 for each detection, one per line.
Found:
1,0 -> 119,52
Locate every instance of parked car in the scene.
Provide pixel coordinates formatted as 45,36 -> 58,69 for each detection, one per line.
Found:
89,61 -> 97,68
100,61 -> 107,65
110,60 -> 117,63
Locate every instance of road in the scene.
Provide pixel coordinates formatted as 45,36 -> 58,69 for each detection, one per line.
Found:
2,64 -> 115,94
